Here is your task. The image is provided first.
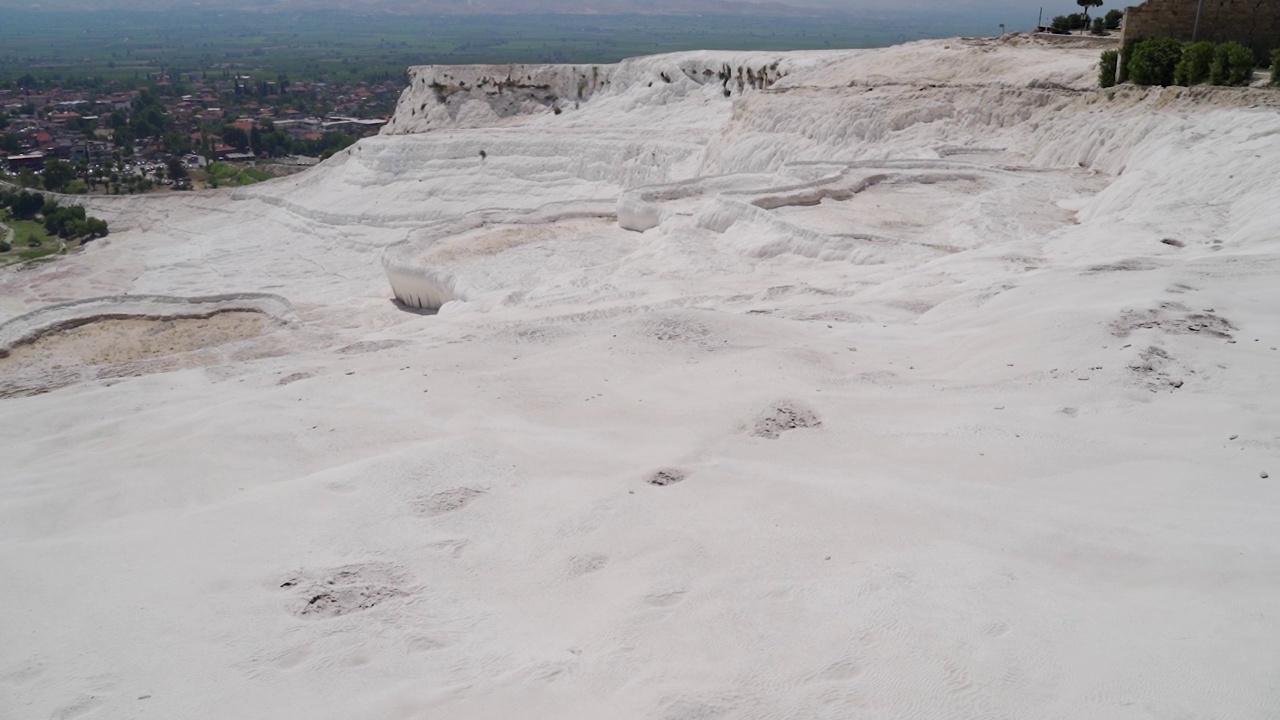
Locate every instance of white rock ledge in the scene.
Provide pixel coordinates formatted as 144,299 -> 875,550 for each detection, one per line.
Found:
382,201 -> 616,310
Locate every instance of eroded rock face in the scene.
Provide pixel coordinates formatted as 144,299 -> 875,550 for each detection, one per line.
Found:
382,56 -> 790,135
384,64 -> 612,134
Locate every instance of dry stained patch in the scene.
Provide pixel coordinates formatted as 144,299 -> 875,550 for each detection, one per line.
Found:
277,371 -> 314,386
0,311 -> 281,397
1110,302 -> 1234,340
280,563 -> 409,620
643,590 -> 687,607
335,340 -> 407,355
1,312 -> 270,367
1126,344 -> 1190,390
1084,258 -> 1159,274
647,468 -> 687,486
751,400 -> 823,439
643,315 -> 714,345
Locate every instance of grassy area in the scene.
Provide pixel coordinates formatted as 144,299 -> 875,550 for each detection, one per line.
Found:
205,162 -> 272,186
0,10 -> 1004,86
17,246 -> 61,261
1,209 -> 64,265
240,167 -> 272,183
8,218 -> 57,245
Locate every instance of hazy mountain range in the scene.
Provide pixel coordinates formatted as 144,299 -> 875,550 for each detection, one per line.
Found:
4,0 -> 1030,17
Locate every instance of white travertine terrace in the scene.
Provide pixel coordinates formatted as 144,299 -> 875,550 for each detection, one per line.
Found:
3,35 -> 1280,720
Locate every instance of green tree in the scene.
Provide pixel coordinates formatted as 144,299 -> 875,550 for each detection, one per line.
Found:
221,125 -> 249,150
1051,14 -> 1087,32
1099,49 -> 1120,88
312,132 -> 354,159
1128,37 -> 1183,86
167,157 -> 189,182
112,127 -> 135,150
1076,0 -> 1104,34
12,190 -> 45,219
133,105 -> 166,139
262,129 -> 293,157
84,217 -> 109,239
17,168 -> 41,189
1104,9 -> 1123,30
1209,42 -> 1255,86
66,116 -> 95,133
44,205 -> 86,238
41,159 -> 76,192
132,88 -> 158,112
161,131 -> 192,156
1174,41 -> 1215,85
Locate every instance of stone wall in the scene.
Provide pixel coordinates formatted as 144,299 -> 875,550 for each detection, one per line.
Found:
1120,0 -> 1280,63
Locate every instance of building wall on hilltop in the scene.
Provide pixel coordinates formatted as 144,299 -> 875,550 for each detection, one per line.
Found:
1121,0 -> 1280,63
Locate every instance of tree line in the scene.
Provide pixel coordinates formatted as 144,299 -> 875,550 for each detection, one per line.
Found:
1051,5 -> 1122,35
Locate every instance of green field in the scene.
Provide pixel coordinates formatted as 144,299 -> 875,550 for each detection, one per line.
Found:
0,10 -> 1005,86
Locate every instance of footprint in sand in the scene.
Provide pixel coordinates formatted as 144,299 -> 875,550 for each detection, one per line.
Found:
411,487 -> 485,517
642,590 -> 687,607
50,694 -> 107,720
567,553 -> 609,577
406,635 -> 453,653
269,644 -> 314,670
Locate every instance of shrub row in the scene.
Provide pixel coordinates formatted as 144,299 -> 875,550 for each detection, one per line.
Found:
0,189 -> 109,242
43,202 -> 108,240
1101,38 -> 1261,88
